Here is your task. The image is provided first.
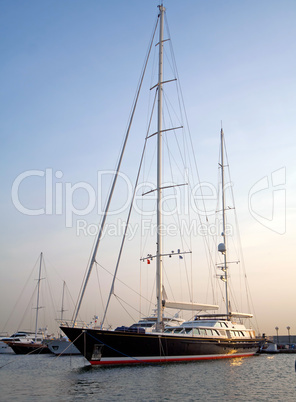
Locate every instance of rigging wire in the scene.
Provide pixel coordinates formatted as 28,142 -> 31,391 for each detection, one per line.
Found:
1,255 -> 40,333
42,259 -> 59,335
223,140 -> 260,332
96,262 -> 153,306
165,11 -> 221,306
114,294 -> 139,323
101,87 -> 157,327
94,262 -> 107,326
72,14 -> 160,325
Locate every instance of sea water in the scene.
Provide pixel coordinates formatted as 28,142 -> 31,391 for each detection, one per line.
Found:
0,353 -> 296,401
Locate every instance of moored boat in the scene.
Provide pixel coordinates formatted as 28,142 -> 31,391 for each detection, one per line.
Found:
61,3 -> 263,365
2,331 -> 51,354
0,333 -> 14,354
0,341 -> 13,354
4,340 -> 51,355
62,313 -> 261,365
47,337 -> 80,355
5,253 -> 54,355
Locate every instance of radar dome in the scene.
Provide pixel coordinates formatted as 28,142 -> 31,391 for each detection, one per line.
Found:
218,243 -> 226,253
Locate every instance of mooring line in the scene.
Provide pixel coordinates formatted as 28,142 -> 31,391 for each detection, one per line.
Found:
86,331 -> 157,365
48,332 -> 85,366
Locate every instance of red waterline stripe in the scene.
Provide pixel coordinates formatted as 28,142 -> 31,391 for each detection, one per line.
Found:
90,353 -> 256,366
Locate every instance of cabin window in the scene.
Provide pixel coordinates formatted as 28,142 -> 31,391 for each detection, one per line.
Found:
173,328 -> 183,333
131,323 -> 153,328
192,329 -> 200,335
232,331 -> 242,337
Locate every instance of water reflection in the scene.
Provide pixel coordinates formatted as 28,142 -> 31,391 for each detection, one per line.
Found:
1,354 -> 296,400
230,357 -> 243,366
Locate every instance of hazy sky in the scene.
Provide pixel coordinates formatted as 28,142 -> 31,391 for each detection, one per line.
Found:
1,0 -> 296,337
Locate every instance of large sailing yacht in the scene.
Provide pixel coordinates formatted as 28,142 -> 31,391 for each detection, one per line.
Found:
61,4 -> 263,365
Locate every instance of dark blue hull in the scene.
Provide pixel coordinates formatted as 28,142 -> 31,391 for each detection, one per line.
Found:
60,326 -> 261,365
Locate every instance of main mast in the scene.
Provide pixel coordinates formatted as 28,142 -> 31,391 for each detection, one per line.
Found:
59,280 -> 66,338
156,4 -> 165,330
34,252 -> 43,341
219,128 -> 230,316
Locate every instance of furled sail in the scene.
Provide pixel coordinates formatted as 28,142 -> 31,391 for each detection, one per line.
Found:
163,300 -> 219,311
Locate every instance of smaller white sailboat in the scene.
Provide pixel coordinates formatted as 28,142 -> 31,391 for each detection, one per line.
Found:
4,253 -> 52,354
